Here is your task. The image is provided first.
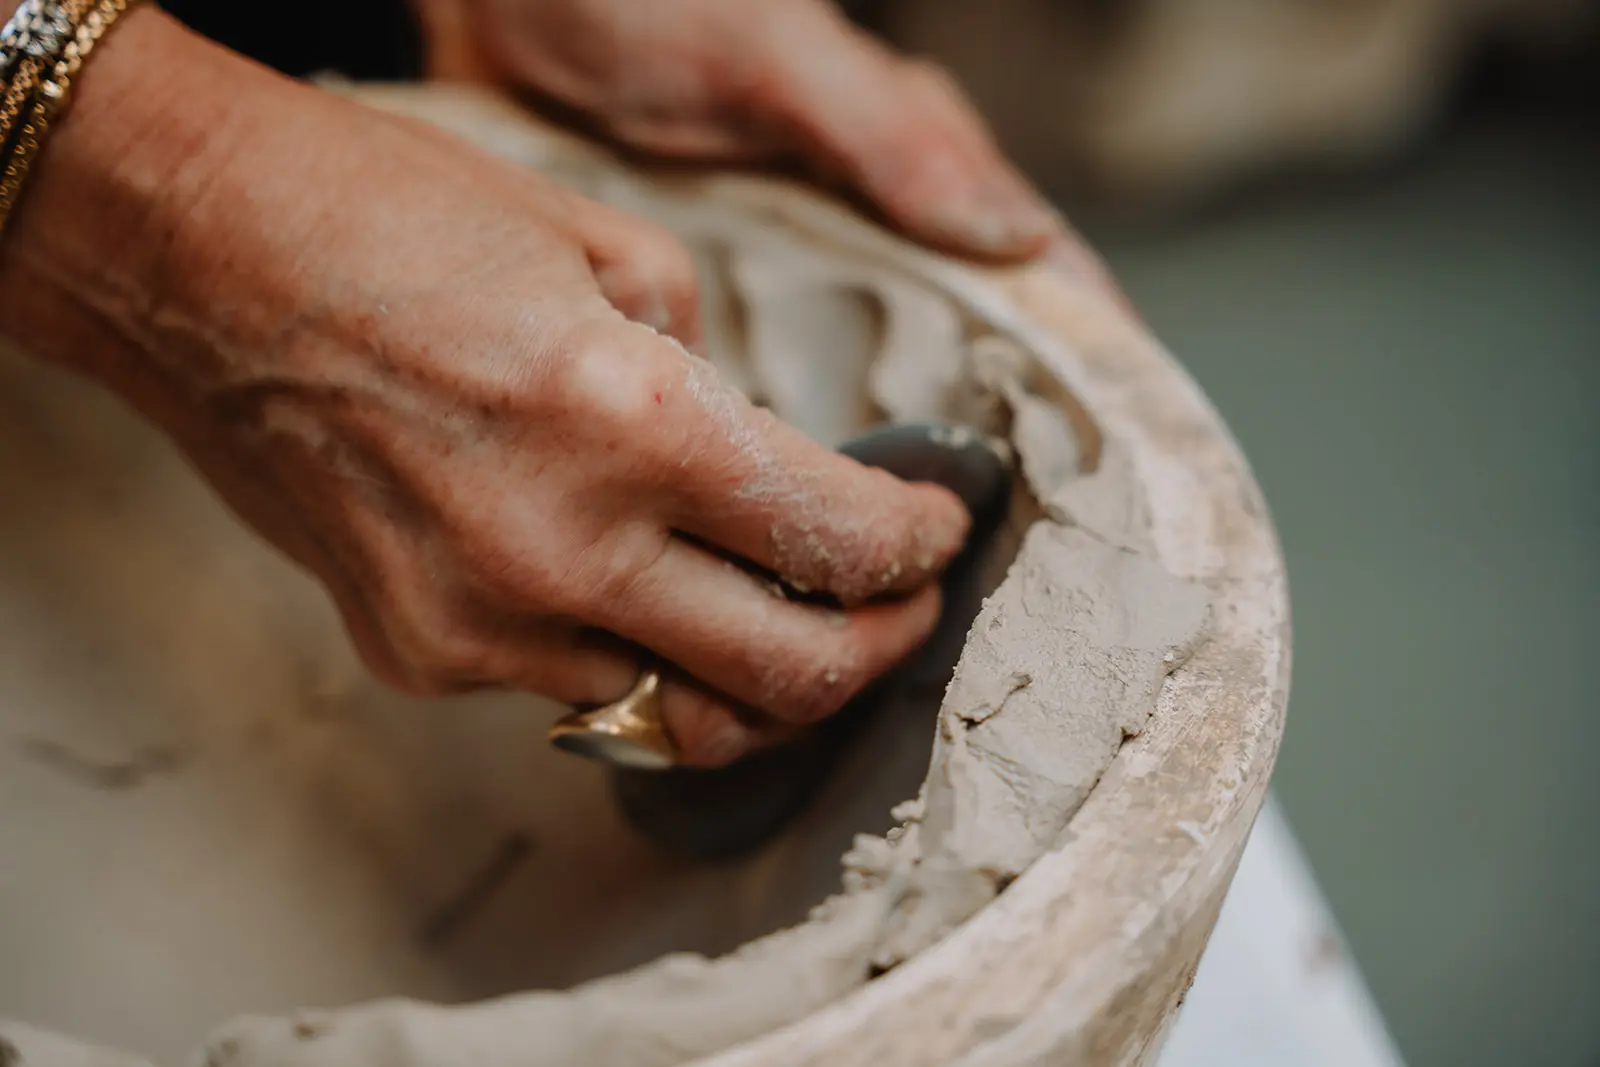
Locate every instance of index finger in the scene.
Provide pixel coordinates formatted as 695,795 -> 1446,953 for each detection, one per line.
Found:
664,355 -> 971,605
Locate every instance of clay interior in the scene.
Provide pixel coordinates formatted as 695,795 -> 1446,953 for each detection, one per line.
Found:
0,87 -> 1207,1067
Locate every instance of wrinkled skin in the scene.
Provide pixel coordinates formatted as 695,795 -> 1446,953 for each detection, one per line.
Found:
0,4 -> 1112,767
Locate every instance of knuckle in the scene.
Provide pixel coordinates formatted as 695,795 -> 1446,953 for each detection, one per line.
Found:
414,634 -> 496,689
552,322 -> 681,443
381,587 -> 497,689
586,215 -> 699,332
623,224 -> 699,298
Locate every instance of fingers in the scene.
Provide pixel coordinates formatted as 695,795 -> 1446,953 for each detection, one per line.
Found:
561,190 -> 704,348
302,482 -> 643,704
661,355 -> 972,603
290,308 -> 958,751
757,10 -> 1057,260
350,584 -> 641,705
579,526 -> 944,730
539,317 -> 972,603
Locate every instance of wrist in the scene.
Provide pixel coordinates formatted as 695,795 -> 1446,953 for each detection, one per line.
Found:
0,6 -> 289,397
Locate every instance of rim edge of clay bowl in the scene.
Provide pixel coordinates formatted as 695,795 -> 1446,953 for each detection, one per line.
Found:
684,212 -> 1290,1067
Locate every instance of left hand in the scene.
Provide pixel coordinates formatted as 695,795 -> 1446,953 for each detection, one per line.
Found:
411,0 -> 1062,261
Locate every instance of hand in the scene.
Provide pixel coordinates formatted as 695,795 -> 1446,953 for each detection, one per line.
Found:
412,0 -> 1063,261
0,9 -> 970,766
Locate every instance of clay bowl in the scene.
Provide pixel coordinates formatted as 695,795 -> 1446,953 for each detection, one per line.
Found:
0,86 -> 1288,1067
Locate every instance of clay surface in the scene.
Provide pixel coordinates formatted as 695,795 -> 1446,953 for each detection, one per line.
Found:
0,85 -> 1282,1067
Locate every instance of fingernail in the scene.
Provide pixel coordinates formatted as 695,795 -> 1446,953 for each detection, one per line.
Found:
1005,195 -> 1062,240
978,167 -> 1058,231
945,193 -> 1058,256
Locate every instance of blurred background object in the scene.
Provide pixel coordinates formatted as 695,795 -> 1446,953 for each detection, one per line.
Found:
848,0 -> 1596,213
152,2 -> 1600,1065
842,3 -> 1599,1066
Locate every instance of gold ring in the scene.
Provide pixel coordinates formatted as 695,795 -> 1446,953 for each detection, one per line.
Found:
548,667 -> 678,770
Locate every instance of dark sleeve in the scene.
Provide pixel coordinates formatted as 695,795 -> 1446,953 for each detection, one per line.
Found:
158,0 -> 423,80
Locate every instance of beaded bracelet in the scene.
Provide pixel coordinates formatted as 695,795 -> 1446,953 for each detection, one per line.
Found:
1,0 -> 77,75
0,2 -> 87,153
0,0 -> 141,237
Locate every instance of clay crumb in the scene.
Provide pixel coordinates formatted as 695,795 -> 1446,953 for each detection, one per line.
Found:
1161,642 -> 1198,674
928,424 -> 976,448
890,797 -> 925,823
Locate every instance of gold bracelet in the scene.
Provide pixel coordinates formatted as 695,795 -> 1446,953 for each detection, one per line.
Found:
0,0 -> 93,141
0,0 -> 137,237
0,53 -> 46,149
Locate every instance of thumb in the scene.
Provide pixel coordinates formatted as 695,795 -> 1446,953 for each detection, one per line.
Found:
758,8 -> 1058,260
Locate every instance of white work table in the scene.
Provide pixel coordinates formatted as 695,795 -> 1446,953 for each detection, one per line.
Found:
1158,798 -> 1406,1067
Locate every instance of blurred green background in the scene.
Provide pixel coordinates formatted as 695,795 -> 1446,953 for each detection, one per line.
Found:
1078,78 -> 1600,1067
